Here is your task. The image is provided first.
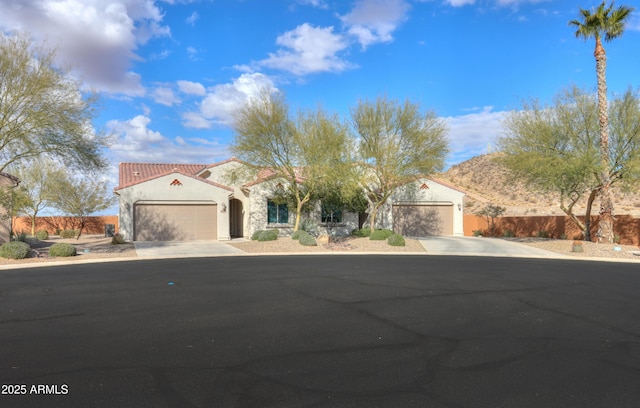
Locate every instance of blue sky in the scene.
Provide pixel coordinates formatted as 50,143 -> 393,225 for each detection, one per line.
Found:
1,0 -> 639,188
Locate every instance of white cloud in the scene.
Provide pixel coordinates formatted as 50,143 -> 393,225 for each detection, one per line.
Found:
443,107 -> 507,165
445,0 -> 476,6
0,0 -> 171,96
107,115 -> 227,164
182,73 -> 278,129
259,23 -> 353,75
185,11 -> 199,25
340,0 -> 410,49
177,80 -> 206,96
186,46 -> 200,61
151,86 -> 180,106
295,0 -> 328,8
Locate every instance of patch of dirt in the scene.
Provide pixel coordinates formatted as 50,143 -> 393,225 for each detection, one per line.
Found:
507,237 -> 640,261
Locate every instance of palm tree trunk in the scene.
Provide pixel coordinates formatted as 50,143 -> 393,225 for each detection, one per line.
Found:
594,36 -> 615,243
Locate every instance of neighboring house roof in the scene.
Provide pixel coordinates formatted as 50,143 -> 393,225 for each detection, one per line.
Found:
243,167 -> 306,188
115,162 -> 233,192
0,171 -> 20,187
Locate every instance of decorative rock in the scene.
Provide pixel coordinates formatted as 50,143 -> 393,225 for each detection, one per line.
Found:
317,234 -> 330,245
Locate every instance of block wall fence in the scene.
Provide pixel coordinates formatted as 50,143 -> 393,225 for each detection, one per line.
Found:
12,216 -> 119,236
464,214 -> 640,246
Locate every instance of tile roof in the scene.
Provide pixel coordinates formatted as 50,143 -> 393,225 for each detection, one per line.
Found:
115,162 -> 233,192
0,172 -> 20,185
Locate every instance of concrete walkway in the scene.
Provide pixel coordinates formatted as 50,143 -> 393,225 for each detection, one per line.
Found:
419,236 -> 567,258
133,240 -> 245,258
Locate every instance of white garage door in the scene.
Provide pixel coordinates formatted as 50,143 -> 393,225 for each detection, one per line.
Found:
393,203 -> 453,237
134,203 -> 217,241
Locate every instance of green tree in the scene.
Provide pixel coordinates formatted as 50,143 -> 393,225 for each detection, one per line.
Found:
231,91 -> 354,231
499,86 -> 640,241
569,1 -> 635,242
475,204 -> 506,237
0,32 -> 110,172
6,159 -> 67,236
50,177 -> 114,239
350,95 -> 448,231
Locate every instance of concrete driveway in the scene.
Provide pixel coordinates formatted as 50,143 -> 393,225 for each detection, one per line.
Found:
133,240 -> 245,258
420,236 -> 566,257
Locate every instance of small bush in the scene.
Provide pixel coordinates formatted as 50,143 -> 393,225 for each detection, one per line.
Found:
257,230 -> 278,242
387,234 -> 406,246
0,241 -> 31,259
35,230 -> 49,240
502,229 -> 515,238
291,230 -> 303,240
111,233 -> 126,245
298,231 -> 317,246
370,229 -> 393,240
472,230 -> 483,237
60,229 -> 78,239
49,243 -> 76,257
251,230 -> 264,240
536,230 -> 549,238
351,228 -> 371,237
12,231 -> 28,242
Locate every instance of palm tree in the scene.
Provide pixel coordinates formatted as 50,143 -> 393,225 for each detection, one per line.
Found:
569,1 -> 635,243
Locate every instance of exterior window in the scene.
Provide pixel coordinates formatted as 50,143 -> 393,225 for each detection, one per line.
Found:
267,200 -> 288,224
321,203 -> 343,223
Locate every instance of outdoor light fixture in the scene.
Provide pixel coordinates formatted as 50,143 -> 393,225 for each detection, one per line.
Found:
458,203 -> 462,211
221,203 -> 227,213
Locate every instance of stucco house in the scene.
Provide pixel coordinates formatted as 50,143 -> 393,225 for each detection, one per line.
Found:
114,158 -> 465,241
0,172 -> 20,244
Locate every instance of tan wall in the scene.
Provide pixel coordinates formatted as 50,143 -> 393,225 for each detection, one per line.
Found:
464,214 -> 640,245
12,216 -> 119,236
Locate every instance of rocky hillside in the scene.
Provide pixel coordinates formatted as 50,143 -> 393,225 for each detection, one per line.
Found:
436,153 -> 640,216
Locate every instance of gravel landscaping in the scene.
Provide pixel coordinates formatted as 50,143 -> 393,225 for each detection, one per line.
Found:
2,234 -> 640,266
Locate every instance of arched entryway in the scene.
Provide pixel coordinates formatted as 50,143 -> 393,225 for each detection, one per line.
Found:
229,199 -> 244,238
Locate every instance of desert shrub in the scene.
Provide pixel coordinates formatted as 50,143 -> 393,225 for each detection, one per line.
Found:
251,230 -> 264,240
49,243 -> 76,257
370,229 -> 393,240
35,230 -> 49,240
60,229 -> 78,239
351,228 -> 371,237
536,230 -> 549,238
502,229 -> 515,238
387,234 -> 406,246
12,231 -> 28,242
472,230 -> 483,237
291,230 -> 303,240
111,233 -> 126,245
257,230 -> 278,242
298,231 -> 317,246
0,241 -> 31,259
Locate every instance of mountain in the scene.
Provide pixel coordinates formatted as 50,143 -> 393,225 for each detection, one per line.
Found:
436,153 -> 640,217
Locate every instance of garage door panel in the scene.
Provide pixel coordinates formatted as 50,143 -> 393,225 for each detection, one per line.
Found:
134,204 -> 217,241
393,204 -> 453,237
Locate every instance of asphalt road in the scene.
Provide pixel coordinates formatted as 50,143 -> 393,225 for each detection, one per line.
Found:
1,255 -> 639,407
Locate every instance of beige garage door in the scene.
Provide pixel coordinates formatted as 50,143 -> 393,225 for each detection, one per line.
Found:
393,204 -> 453,237
134,203 -> 217,241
